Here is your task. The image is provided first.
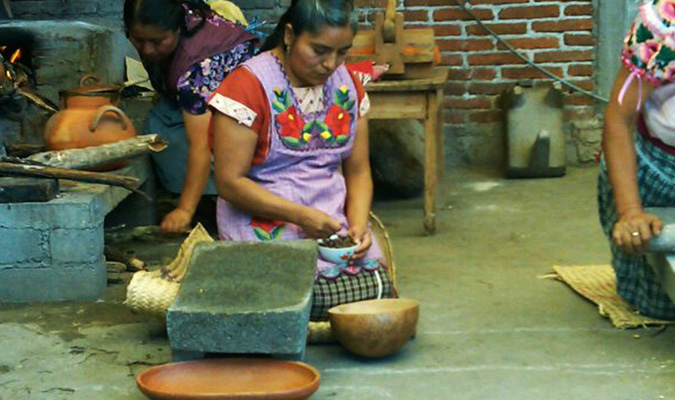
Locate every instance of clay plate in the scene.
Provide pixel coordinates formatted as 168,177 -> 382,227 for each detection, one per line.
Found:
137,358 -> 320,400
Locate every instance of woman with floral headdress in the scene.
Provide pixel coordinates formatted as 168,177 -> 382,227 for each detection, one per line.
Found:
598,0 -> 675,320
208,0 -> 395,321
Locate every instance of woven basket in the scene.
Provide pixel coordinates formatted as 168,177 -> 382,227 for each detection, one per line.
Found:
124,223 -> 213,315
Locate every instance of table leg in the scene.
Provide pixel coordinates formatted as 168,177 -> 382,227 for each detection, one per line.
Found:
424,90 -> 439,234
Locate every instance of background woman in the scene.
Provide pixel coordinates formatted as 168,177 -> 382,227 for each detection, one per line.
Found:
209,0 -> 395,320
124,0 -> 258,233
598,0 -> 675,320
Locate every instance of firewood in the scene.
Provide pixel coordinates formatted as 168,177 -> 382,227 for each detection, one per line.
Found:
27,134 -> 167,170
0,158 -> 144,197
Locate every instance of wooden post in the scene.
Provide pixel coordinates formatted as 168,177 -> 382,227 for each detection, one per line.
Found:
424,89 -> 439,234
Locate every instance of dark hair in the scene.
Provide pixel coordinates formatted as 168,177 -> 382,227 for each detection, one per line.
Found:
261,0 -> 357,52
123,0 -> 211,38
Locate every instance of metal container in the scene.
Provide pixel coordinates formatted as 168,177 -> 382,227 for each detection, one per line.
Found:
503,82 -> 566,178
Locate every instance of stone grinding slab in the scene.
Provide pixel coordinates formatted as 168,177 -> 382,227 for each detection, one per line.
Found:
167,240 -> 317,360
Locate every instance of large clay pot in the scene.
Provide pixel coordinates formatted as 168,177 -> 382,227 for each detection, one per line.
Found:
59,74 -> 121,109
44,105 -> 136,170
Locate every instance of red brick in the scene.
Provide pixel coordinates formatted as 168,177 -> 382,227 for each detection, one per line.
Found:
532,18 -> 593,32
499,5 -> 560,20
565,4 -> 593,16
566,79 -> 595,91
447,68 -> 470,80
497,37 -> 559,50
432,24 -> 462,37
404,10 -> 429,22
466,22 -> 527,36
444,82 -> 467,96
501,66 -> 563,79
469,110 -> 503,123
434,8 -> 494,22
441,54 -> 464,66
564,94 -> 596,106
406,0 -> 456,5
564,33 -> 595,46
470,68 -> 497,80
354,0 -> 387,7
444,97 -> 492,110
468,52 -> 525,65
444,110 -> 467,124
468,82 -> 513,95
568,64 -> 594,76
437,39 -> 494,52
469,0 -> 528,4
534,50 -> 594,62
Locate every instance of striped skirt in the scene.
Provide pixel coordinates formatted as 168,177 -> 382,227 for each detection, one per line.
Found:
598,133 -> 675,320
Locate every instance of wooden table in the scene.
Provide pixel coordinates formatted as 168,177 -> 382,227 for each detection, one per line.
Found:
366,68 -> 448,234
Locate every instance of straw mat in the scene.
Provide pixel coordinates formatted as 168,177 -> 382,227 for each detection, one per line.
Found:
552,265 -> 672,329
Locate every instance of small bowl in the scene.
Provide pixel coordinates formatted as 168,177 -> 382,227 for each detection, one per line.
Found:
317,239 -> 359,265
328,298 -> 419,358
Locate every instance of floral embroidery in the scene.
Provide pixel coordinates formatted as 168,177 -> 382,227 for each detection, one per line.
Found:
659,0 -> 675,22
273,88 -> 313,148
250,217 -> 283,241
272,84 -> 355,150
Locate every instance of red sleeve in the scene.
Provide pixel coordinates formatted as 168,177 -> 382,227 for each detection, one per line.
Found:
208,67 -> 272,165
349,69 -> 367,117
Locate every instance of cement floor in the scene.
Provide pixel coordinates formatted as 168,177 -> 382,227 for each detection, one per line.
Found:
1,165 -> 674,400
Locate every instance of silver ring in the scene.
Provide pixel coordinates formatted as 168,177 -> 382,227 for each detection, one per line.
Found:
631,231 -> 640,237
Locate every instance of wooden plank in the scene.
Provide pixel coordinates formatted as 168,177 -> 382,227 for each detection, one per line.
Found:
368,92 -> 427,119
366,68 -> 448,92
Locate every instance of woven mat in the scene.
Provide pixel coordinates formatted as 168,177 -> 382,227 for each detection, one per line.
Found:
552,265 -> 672,329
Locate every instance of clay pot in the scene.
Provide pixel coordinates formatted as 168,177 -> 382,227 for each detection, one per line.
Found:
328,298 -> 419,358
59,74 -> 121,109
44,104 -> 136,170
136,358 -> 320,400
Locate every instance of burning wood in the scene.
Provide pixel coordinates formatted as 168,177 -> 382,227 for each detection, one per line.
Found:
0,45 -> 58,113
9,48 -> 20,64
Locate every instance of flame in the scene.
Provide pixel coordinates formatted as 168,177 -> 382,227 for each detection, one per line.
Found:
9,49 -> 21,63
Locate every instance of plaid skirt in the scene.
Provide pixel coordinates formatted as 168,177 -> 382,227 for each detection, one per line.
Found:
311,264 -> 394,321
598,133 -> 675,320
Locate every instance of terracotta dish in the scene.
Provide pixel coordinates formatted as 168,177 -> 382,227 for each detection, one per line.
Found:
328,298 -> 419,358
136,358 -> 320,400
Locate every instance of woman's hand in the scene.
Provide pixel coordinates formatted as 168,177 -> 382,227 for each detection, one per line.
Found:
297,207 -> 341,239
348,224 -> 372,259
612,209 -> 663,254
161,207 -> 193,233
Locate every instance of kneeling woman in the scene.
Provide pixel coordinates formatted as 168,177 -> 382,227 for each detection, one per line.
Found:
209,0 -> 394,320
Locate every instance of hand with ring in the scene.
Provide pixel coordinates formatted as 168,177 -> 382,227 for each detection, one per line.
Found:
612,208 -> 663,254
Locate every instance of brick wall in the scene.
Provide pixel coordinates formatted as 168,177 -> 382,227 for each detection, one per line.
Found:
356,0 -> 601,167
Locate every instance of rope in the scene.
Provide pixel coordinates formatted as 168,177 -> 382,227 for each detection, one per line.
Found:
450,0 -> 609,103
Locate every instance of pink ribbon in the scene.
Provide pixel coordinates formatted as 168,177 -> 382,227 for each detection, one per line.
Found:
618,71 -> 642,111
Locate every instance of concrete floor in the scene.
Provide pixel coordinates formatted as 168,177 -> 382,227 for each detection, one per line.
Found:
1,165 -> 674,400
